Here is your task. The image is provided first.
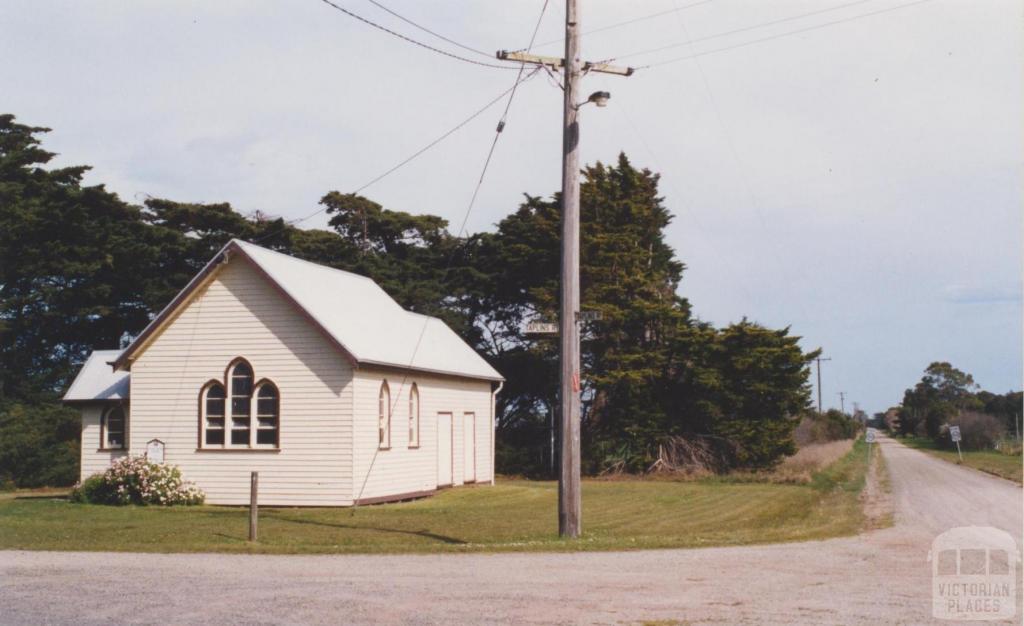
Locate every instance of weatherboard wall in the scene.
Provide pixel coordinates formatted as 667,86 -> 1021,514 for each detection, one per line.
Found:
79,405 -> 129,479
127,259 -> 354,506
351,366 -> 495,502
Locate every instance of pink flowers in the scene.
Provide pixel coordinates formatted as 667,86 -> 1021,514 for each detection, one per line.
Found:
70,456 -> 204,506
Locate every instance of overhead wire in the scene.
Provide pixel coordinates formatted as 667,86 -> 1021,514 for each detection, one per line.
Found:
251,69 -> 541,244
352,0 -> 552,508
611,0 -> 877,62
681,0 -> 821,323
521,0 -> 718,51
632,0 -> 935,68
316,0 -> 518,70
649,0 -> 864,362
362,0 -> 495,59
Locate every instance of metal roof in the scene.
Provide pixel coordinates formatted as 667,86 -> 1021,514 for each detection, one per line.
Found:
109,239 -> 502,382
232,240 -> 502,381
63,350 -> 129,402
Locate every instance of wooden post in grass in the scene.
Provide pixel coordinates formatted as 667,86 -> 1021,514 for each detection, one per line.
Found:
249,471 -> 258,542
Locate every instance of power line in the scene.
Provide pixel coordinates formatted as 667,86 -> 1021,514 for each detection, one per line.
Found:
522,0 -> 718,51
353,1 -> 552,508
362,0 -> 493,59
499,0 -> 551,123
614,0 -> 878,62
636,0 -> 935,69
252,69 -> 541,243
316,0 -> 518,70
663,0 -> 823,320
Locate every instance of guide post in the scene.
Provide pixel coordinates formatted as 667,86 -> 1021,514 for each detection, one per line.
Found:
949,425 -> 963,463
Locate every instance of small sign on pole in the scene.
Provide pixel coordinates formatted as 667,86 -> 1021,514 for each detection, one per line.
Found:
949,425 -> 963,462
865,428 -> 876,464
525,321 -> 559,335
576,310 -> 603,322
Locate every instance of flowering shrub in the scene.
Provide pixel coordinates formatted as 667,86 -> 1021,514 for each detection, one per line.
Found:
70,456 -> 204,505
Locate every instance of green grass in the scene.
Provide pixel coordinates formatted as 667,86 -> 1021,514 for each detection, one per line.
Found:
0,441 -> 873,555
897,436 -> 1023,484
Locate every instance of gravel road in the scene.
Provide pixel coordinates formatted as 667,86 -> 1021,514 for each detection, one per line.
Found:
1,436 -> 1020,625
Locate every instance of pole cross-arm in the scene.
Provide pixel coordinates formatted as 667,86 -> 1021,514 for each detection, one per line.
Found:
497,50 -> 635,76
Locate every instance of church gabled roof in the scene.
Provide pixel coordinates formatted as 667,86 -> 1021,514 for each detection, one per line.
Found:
111,239 -> 502,382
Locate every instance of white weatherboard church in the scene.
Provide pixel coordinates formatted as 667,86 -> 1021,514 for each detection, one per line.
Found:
63,239 -> 503,506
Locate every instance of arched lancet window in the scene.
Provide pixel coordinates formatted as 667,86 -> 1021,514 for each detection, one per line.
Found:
255,382 -> 279,447
378,380 -> 391,449
200,359 -> 280,450
229,360 -> 253,446
202,383 -> 226,446
101,406 -> 127,450
408,383 -> 420,448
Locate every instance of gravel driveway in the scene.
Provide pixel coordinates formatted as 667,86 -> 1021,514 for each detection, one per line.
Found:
1,436 -> 1020,625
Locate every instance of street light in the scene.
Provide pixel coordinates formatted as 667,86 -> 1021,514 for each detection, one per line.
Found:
575,90 -> 611,109
588,91 -> 611,107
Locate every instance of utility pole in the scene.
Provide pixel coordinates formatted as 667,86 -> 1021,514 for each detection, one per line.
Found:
498,3 -> 634,539
813,356 -> 831,415
837,391 -> 846,415
559,0 -> 583,541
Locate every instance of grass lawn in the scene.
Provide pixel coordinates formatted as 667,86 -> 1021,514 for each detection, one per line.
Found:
0,440 -> 874,555
897,436 -> 1023,484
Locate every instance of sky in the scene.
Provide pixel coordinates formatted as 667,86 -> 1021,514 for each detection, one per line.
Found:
2,0 -> 1021,413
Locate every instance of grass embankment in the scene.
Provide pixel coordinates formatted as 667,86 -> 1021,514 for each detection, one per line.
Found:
897,436 -> 1022,484
0,440 -> 874,555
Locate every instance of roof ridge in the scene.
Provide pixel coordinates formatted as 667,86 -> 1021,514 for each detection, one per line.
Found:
233,239 -> 380,285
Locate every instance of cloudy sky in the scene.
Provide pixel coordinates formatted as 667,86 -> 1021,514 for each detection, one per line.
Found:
3,0 -> 1020,412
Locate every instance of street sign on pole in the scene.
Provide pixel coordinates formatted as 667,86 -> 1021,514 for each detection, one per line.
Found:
576,310 -> 603,322
526,322 -> 559,335
949,425 -> 963,462
865,428 -> 877,443
500,0 -> 634,540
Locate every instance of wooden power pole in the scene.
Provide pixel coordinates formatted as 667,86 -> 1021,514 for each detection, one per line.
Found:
813,356 -> 831,414
559,0 -> 583,540
498,1 -> 634,539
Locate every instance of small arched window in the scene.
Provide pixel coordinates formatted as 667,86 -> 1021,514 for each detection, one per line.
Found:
255,382 -> 279,447
101,406 -> 127,450
408,383 -> 420,448
378,380 -> 391,449
229,360 -> 253,446
203,383 -> 226,446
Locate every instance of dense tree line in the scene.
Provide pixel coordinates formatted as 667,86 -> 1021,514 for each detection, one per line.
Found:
0,114 -> 818,487
891,361 -> 1021,449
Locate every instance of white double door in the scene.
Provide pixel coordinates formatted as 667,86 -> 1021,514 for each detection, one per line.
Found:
437,412 -> 475,487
